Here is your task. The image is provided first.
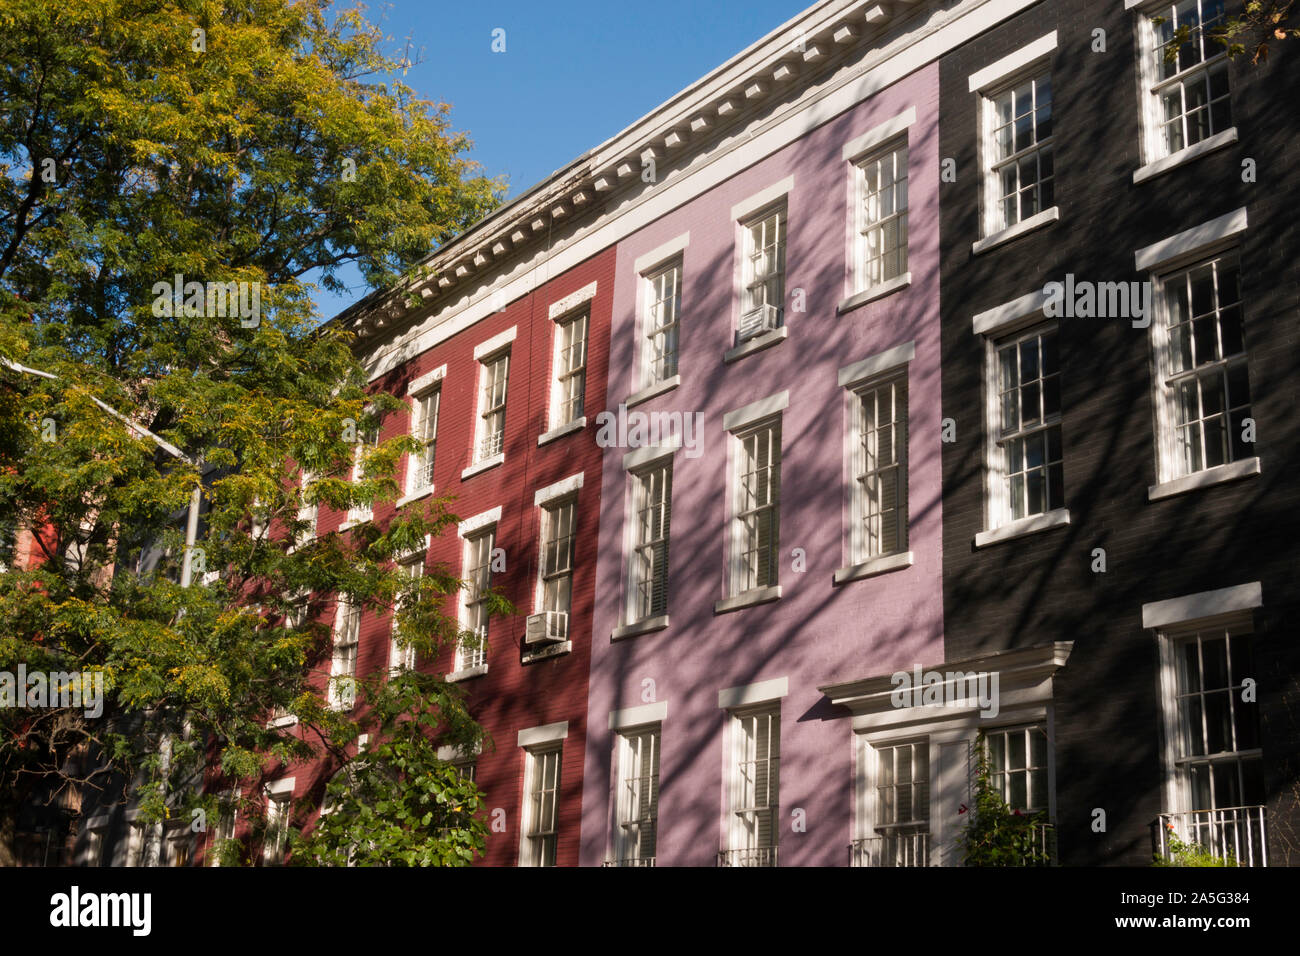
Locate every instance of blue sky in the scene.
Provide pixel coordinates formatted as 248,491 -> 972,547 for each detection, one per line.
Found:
312,0 -> 804,320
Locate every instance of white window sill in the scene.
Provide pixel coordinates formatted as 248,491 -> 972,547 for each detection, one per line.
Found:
522,640 -> 572,664
339,519 -> 364,531
625,375 -> 681,409
714,585 -> 782,615
837,272 -> 912,314
461,454 -> 504,481
972,207 -> 1060,256
974,507 -> 1071,548
724,326 -> 787,364
833,550 -> 913,585
447,664 -> 488,683
1148,457 -> 1260,501
611,615 -> 670,642
538,417 -> 587,446
1133,128 -> 1238,185
266,715 -> 298,729
395,487 -> 434,509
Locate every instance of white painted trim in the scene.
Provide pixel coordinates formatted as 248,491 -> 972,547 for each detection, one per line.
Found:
436,742 -> 482,761
362,0 -> 1044,384
837,272 -> 912,313
537,416 -> 586,446
972,288 -> 1050,336
967,32 -> 1058,92
1142,582 -> 1262,629
446,663 -> 488,682
840,105 -> 917,160
472,326 -> 517,360
972,206 -> 1060,255
533,472 -> 584,506
406,364 -> 448,396
724,325 -> 788,363
974,507 -> 1071,547
608,700 -> 668,731
611,615 -> 670,641
1148,456 -> 1260,501
1135,207 -> 1249,272
714,584 -> 783,614
395,534 -> 432,562
460,453 -> 505,480
518,720 -> 570,748
723,389 -> 789,432
1133,128 -> 1238,185
547,281 -> 598,320
634,232 -> 690,274
457,505 -> 502,537
265,776 -> 296,797
718,676 -> 789,709
622,440 -> 680,471
833,550 -> 913,585
625,374 -> 681,409
837,340 -> 915,387
731,175 -> 795,222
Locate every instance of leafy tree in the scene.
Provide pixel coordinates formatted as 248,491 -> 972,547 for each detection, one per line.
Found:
959,733 -> 1054,867
1155,1 -> 1298,66
0,0 -> 504,864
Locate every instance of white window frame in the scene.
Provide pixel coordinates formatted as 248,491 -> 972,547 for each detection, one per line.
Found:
640,256 -> 683,389
737,202 -> 787,342
535,493 -> 578,642
262,777 -> 295,867
727,416 -> 782,598
549,309 -> 589,430
207,791 -> 238,867
624,456 -> 673,627
454,515 -> 497,675
723,705 -> 781,867
1133,0 -> 1234,166
612,724 -> 661,867
520,744 -> 563,867
473,348 -> 511,465
1148,249 -> 1251,485
346,415 -> 378,524
390,553 -> 424,673
857,737 -> 931,867
330,597 -> 360,710
854,138 -> 909,292
406,386 -> 441,497
988,321 -> 1065,526
981,723 -> 1052,816
980,68 -> 1054,237
849,372 -> 909,564
294,469 -> 317,549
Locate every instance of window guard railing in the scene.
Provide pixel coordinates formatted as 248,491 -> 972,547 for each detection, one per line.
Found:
716,846 -> 778,868
1154,806 -> 1267,867
850,826 -> 930,867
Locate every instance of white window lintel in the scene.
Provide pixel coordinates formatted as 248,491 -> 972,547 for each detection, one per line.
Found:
548,281 -> 598,321
838,340 -> 916,388
608,700 -> 668,731
967,32 -> 1058,92
458,505 -> 502,537
472,326 -> 517,361
1142,582 -> 1263,630
972,288 -> 1050,336
623,440 -> 680,471
634,233 -> 690,275
1135,207 -> 1248,272
731,175 -> 795,223
517,720 -> 569,748
406,364 -> 448,396
534,472 -> 585,506
718,676 -> 789,710
841,106 -> 917,161
723,390 -> 789,432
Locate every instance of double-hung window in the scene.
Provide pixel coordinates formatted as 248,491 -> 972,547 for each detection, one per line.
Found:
457,528 -> 494,672
993,324 -> 1063,522
642,258 -> 682,387
984,724 -> 1051,814
856,141 -> 909,288
537,496 -> 576,641
860,739 -> 929,867
346,422 -> 378,523
730,419 -> 781,596
330,599 -> 360,709
1159,615 -> 1265,864
390,557 -> 422,672
521,745 -> 562,867
551,311 -> 588,428
262,780 -> 294,866
627,461 -> 672,624
853,376 -> 908,561
1152,252 -> 1250,480
723,708 -> 780,867
984,72 -> 1053,233
613,726 -> 660,866
1138,0 -> 1232,161
739,205 -> 786,340
407,387 -> 440,496
475,350 -> 510,463
295,470 -> 317,548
